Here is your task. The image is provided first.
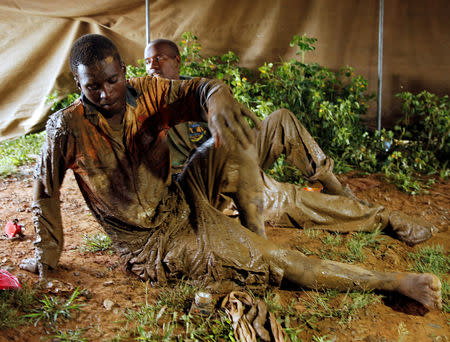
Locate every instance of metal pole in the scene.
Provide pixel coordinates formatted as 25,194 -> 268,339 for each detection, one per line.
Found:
377,0 -> 384,131
146,0 -> 150,45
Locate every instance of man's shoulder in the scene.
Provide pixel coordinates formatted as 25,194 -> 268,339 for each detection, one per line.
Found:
180,75 -> 193,80
46,98 -> 83,135
127,75 -> 155,90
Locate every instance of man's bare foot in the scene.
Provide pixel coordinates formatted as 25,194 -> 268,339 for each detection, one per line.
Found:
397,273 -> 442,310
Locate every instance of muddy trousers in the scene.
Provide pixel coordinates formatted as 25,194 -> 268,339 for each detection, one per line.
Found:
255,109 -> 389,232
179,139 -> 265,236
162,142 -> 411,294
172,109 -> 390,233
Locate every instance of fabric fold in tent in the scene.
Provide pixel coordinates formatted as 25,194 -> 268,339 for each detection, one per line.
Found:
0,2 -> 145,139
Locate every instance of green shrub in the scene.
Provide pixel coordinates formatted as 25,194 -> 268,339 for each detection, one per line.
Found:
46,90 -> 80,112
0,132 -> 46,177
396,91 -> 449,157
5,31 -> 447,193
175,32 -> 448,192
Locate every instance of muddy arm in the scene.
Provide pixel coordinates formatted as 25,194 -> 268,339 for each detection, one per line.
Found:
31,113 -> 71,276
204,85 -> 260,150
131,76 -> 260,150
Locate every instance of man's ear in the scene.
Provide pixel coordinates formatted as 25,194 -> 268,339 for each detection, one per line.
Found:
74,76 -> 81,91
121,62 -> 126,75
175,55 -> 181,70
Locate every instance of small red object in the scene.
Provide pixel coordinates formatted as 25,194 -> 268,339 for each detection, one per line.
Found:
0,269 -> 21,290
303,186 -> 323,192
5,219 -> 23,239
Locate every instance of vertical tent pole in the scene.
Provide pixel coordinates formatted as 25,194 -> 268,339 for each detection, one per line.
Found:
146,0 -> 151,45
377,0 -> 384,130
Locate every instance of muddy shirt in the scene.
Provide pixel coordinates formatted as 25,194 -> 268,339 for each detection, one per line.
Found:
167,76 -> 212,170
167,121 -> 211,170
32,76 -> 223,268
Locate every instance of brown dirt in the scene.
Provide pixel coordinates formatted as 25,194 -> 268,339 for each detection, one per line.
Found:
0,170 -> 448,341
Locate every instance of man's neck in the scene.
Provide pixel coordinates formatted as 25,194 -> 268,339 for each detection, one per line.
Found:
105,111 -> 124,126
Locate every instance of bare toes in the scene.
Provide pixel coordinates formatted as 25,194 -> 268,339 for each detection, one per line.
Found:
423,274 -> 442,310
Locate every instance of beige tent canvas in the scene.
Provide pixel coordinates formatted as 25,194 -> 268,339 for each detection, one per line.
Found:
0,0 -> 448,141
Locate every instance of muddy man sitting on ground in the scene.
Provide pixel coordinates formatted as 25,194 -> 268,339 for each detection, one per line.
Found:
20,34 -> 441,311
144,38 -> 437,245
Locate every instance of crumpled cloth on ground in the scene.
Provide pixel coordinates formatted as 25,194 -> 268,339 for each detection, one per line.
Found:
221,291 -> 288,342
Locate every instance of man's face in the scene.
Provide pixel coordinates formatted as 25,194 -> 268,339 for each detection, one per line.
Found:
75,56 -> 127,118
144,43 -> 180,80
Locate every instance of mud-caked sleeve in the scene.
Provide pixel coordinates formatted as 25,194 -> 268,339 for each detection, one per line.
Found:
131,76 -> 228,126
167,77 -> 227,123
32,112 -> 73,269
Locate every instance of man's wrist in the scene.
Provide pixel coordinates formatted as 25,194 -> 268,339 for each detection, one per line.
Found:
38,262 -> 49,278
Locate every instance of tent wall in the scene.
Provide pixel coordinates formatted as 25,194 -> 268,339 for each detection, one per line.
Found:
0,0 -> 448,141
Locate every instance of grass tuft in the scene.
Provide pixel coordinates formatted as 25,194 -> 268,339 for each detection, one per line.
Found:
0,283 -> 39,328
79,232 -> 113,253
297,289 -> 382,327
25,287 -> 84,327
120,280 -> 234,341
344,225 -> 385,263
50,327 -> 88,342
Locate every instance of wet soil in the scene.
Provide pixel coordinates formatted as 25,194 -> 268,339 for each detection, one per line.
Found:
0,170 -> 448,341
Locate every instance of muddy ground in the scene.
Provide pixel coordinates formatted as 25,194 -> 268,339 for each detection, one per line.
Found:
0,170 -> 448,341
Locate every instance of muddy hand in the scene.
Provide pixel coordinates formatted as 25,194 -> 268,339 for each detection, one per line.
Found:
208,87 -> 258,150
20,257 -> 49,282
20,257 -> 38,273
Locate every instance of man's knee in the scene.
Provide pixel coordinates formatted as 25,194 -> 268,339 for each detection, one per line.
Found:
265,108 -> 298,125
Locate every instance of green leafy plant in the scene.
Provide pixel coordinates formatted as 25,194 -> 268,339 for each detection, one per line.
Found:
25,287 -> 84,326
290,34 -> 318,63
175,32 -> 448,193
126,60 -> 147,78
46,91 -> 80,112
0,284 -> 39,328
377,91 -> 450,194
396,91 -> 449,157
79,232 -> 113,253
0,132 -> 46,177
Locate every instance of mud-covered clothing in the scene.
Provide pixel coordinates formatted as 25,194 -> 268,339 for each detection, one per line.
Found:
167,75 -> 211,171
167,121 -> 210,171
32,76 -> 284,287
168,108 -> 389,232
254,109 -> 389,231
